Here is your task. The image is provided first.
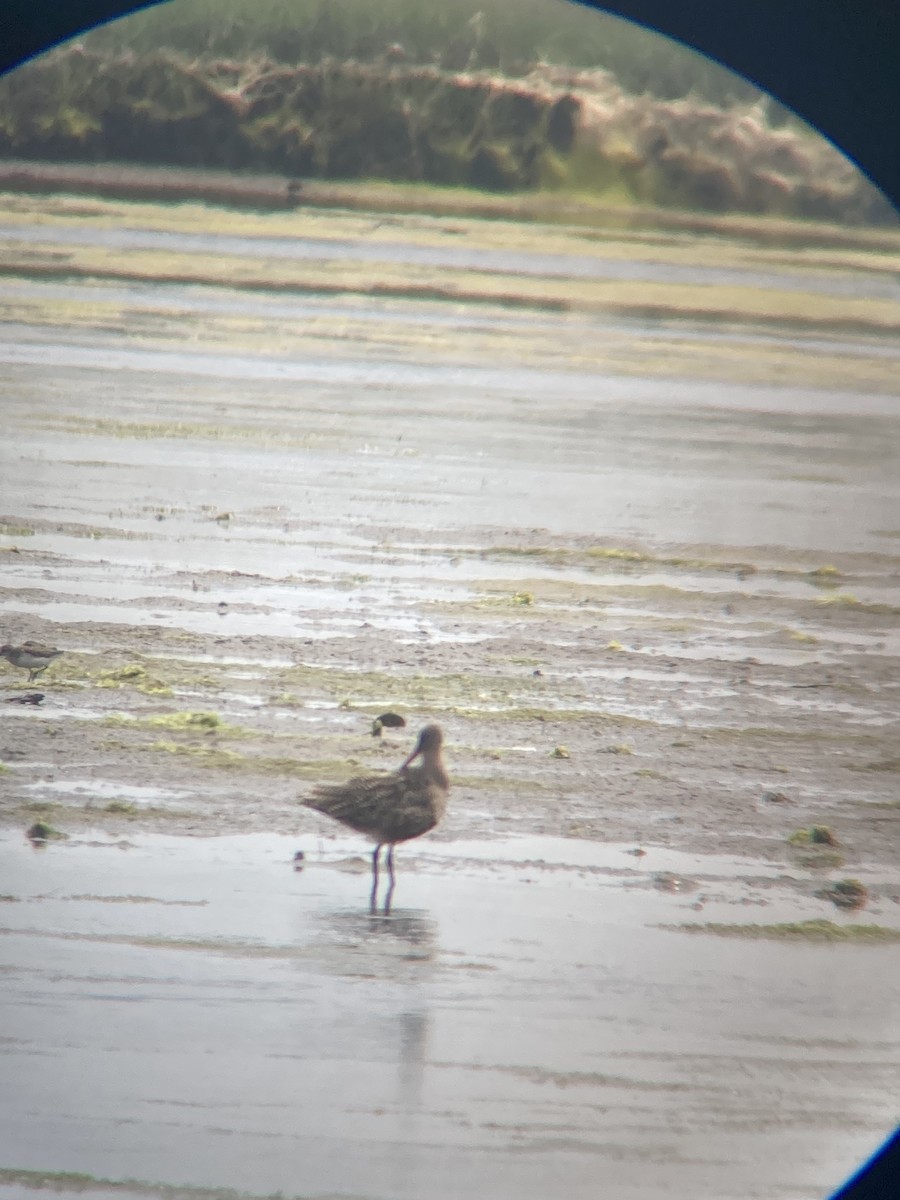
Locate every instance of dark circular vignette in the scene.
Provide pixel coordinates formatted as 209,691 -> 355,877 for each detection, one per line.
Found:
0,3 -> 897,1200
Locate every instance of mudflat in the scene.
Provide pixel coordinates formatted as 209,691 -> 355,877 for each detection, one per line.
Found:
1,189 -> 899,1199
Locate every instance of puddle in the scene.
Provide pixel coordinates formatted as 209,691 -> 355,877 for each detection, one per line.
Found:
21,779 -> 191,806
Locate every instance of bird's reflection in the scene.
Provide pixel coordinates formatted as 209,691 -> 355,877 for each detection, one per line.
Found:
307,909 -> 435,1109
315,905 -> 437,967
397,1007 -> 428,1108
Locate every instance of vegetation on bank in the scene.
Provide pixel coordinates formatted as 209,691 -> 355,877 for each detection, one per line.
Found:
82,0 -> 763,109
0,0 -> 892,222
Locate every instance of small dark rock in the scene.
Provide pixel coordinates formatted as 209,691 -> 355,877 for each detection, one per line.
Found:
26,821 -> 67,844
819,878 -> 868,910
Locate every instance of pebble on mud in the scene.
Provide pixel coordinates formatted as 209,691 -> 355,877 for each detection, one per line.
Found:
26,821 -> 68,844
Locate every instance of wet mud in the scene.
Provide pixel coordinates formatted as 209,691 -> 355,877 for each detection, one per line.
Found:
1,189 -> 899,1198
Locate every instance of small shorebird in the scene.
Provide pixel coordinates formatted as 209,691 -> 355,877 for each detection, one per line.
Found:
1,641 -> 64,682
303,724 -> 449,912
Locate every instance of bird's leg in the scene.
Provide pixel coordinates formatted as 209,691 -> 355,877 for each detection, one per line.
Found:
380,847 -> 397,915
370,843 -> 382,913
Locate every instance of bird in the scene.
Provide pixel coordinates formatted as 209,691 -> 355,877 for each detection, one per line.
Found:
1,641 -> 64,682
303,724 -> 449,912
371,711 -> 407,738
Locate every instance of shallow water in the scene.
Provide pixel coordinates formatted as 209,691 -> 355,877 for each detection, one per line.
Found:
1,831 -> 898,1200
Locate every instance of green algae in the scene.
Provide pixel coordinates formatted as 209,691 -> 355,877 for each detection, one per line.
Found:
0,1164 -> 307,1196
103,800 -> 138,814
813,593 -> 900,617
150,741 -> 247,767
98,664 -> 147,682
106,710 -> 249,737
96,663 -> 175,697
478,543 -> 761,577
669,919 -> 900,942
20,799 -> 66,814
147,710 -> 223,732
786,826 -> 844,867
32,412 -> 330,449
788,826 -> 839,847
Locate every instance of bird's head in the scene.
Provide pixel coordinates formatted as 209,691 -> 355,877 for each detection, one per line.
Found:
400,724 -> 443,769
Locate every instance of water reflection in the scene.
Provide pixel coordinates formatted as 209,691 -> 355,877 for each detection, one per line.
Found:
397,1008 -> 429,1110
310,906 -> 438,977
305,908 -> 435,1110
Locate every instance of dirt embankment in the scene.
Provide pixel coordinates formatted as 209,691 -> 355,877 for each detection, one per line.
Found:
0,45 -> 893,224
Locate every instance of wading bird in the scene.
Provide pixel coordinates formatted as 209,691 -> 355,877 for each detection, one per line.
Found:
303,724 -> 449,913
1,641 -> 63,682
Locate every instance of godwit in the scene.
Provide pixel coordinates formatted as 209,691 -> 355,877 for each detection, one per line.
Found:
1,641 -> 63,682
303,724 -> 449,911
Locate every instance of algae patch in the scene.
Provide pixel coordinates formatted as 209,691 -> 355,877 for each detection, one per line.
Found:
106,710 -> 248,738
788,825 -> 839,847
97,662 -> 174,697
669,919 -> 900,941
786,826 -> 843,867
147,710 -> 224,732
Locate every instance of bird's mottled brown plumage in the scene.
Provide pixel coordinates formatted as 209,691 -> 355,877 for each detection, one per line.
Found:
305,724 -> 448,845
1,641 -> 63,682
303,724 -> 449,909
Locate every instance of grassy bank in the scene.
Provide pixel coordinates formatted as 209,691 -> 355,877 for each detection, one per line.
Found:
0,0 -> 892,223
83,0 -> 762,109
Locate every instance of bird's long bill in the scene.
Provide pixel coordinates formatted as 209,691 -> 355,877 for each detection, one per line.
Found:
399,739 -> 424,771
